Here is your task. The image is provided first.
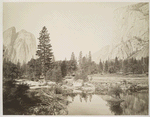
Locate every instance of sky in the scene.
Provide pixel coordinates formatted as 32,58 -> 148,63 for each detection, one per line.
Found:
3,2 -> 137,60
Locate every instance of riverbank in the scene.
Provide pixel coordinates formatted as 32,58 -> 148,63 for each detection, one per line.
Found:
14,74 -> 148,115
15,73 -> 149,95
89,73 -> 148,78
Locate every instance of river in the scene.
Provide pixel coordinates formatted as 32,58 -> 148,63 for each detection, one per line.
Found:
67,94 -> 113,115
65,92 -> 148,115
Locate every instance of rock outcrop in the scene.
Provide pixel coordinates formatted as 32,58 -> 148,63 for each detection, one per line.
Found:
3,27 -> 37,65
93,3 -> 149,63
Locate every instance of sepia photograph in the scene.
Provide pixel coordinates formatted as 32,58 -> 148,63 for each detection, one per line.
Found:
2,0 -> 149,115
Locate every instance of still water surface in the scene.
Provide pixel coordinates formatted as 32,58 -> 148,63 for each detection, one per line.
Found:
67,94 -> 113,115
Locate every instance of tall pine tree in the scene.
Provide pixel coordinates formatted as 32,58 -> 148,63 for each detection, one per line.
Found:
88,51 -> 92,74
104,60 -> 108,73
69,52 -> 77,74
71,52 -> 75,61
78,51 -> 83,72
99,59 -> 103,73
114,57 -> 120,72
36,26 -> 53,80
61,60 -> 67,77
88,51 -> 92,63
78,51 -> 82,65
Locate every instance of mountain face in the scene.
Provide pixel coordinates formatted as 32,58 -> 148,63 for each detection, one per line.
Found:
108,37 -> 149,60
93,3 -> 149,63
112,3 -> 149,46
92,45 -> 110,63
129,44 -> 149,59
3,27 -> 37,65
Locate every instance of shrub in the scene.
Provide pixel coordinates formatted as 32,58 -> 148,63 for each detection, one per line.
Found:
46,66 -> 62,83
51,85 -> 63,94
74,72 -> 88,82
3,60 -> 21,79
108,85 -> 123,98
3,78 -> 40,115
28,87 -> 70,115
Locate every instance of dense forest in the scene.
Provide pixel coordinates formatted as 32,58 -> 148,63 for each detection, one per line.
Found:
24,52 -> 149,82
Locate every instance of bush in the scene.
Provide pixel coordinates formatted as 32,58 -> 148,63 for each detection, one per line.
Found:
3,78 -> 41,115
108,66 -> 115,73
46,66 -> 62,83
108,85 -> 123,98
50,85 -> 63,94
74,72 -> 88,82
28,87 -> 70,115
3,60 -> 21,79
3,77 -> 70,115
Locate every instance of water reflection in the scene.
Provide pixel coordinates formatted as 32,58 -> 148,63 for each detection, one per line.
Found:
67,93 -> 113,115
107,102 -> 123,115
63,93 -> 77,102
79,93 -> 93,103
89,94 -> 92,102
65,92 -> 148,115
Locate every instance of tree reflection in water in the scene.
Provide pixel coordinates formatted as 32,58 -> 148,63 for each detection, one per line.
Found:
79,92 -> 93,103
67,92 -> 93,103
70,93 -> 76,102
107,101 -> 123,115
66,92 -> 148,115
89,94 -> 92,102
64,93 -> 77,102
68,92 -> 123,115
80,95 -> 82,102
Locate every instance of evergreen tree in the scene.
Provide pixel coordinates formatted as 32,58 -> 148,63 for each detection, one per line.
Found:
78,51 -> 83,69
21,61 -> 28,76
141,57 -> 145,73
55,66 -> 62,83
16,60 -> 21,78
27,58 -> 36,79
36,26 -> 53,80
104,60 -> 108,73
90,61 -> 98,74
82,56 -> 88,73
144,57 -> 149,73
46,66 -> 62,83
123,59 -> 128,73
51,55 -> 56,69
61,60 -> 67,77
88,51 -> 92,63
132,58 -> 138,74
69,52 -> 77,74
87,51 -> 92,74
114,57 -> 120,72
27,58 -> 42,79
99,59 -> 103,73
128,58 -> 134,73
3,60 -> 20,80
52,55 -> 55,62
136,60 -> 143,74
70,52 -> 75,61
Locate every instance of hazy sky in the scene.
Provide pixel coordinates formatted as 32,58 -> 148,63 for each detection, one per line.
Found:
3,2 -> 137,60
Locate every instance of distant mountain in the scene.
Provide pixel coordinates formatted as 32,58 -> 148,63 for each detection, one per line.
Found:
92,3 -> 149,63
3,27 -> 37,65
92,45 -> 110,63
